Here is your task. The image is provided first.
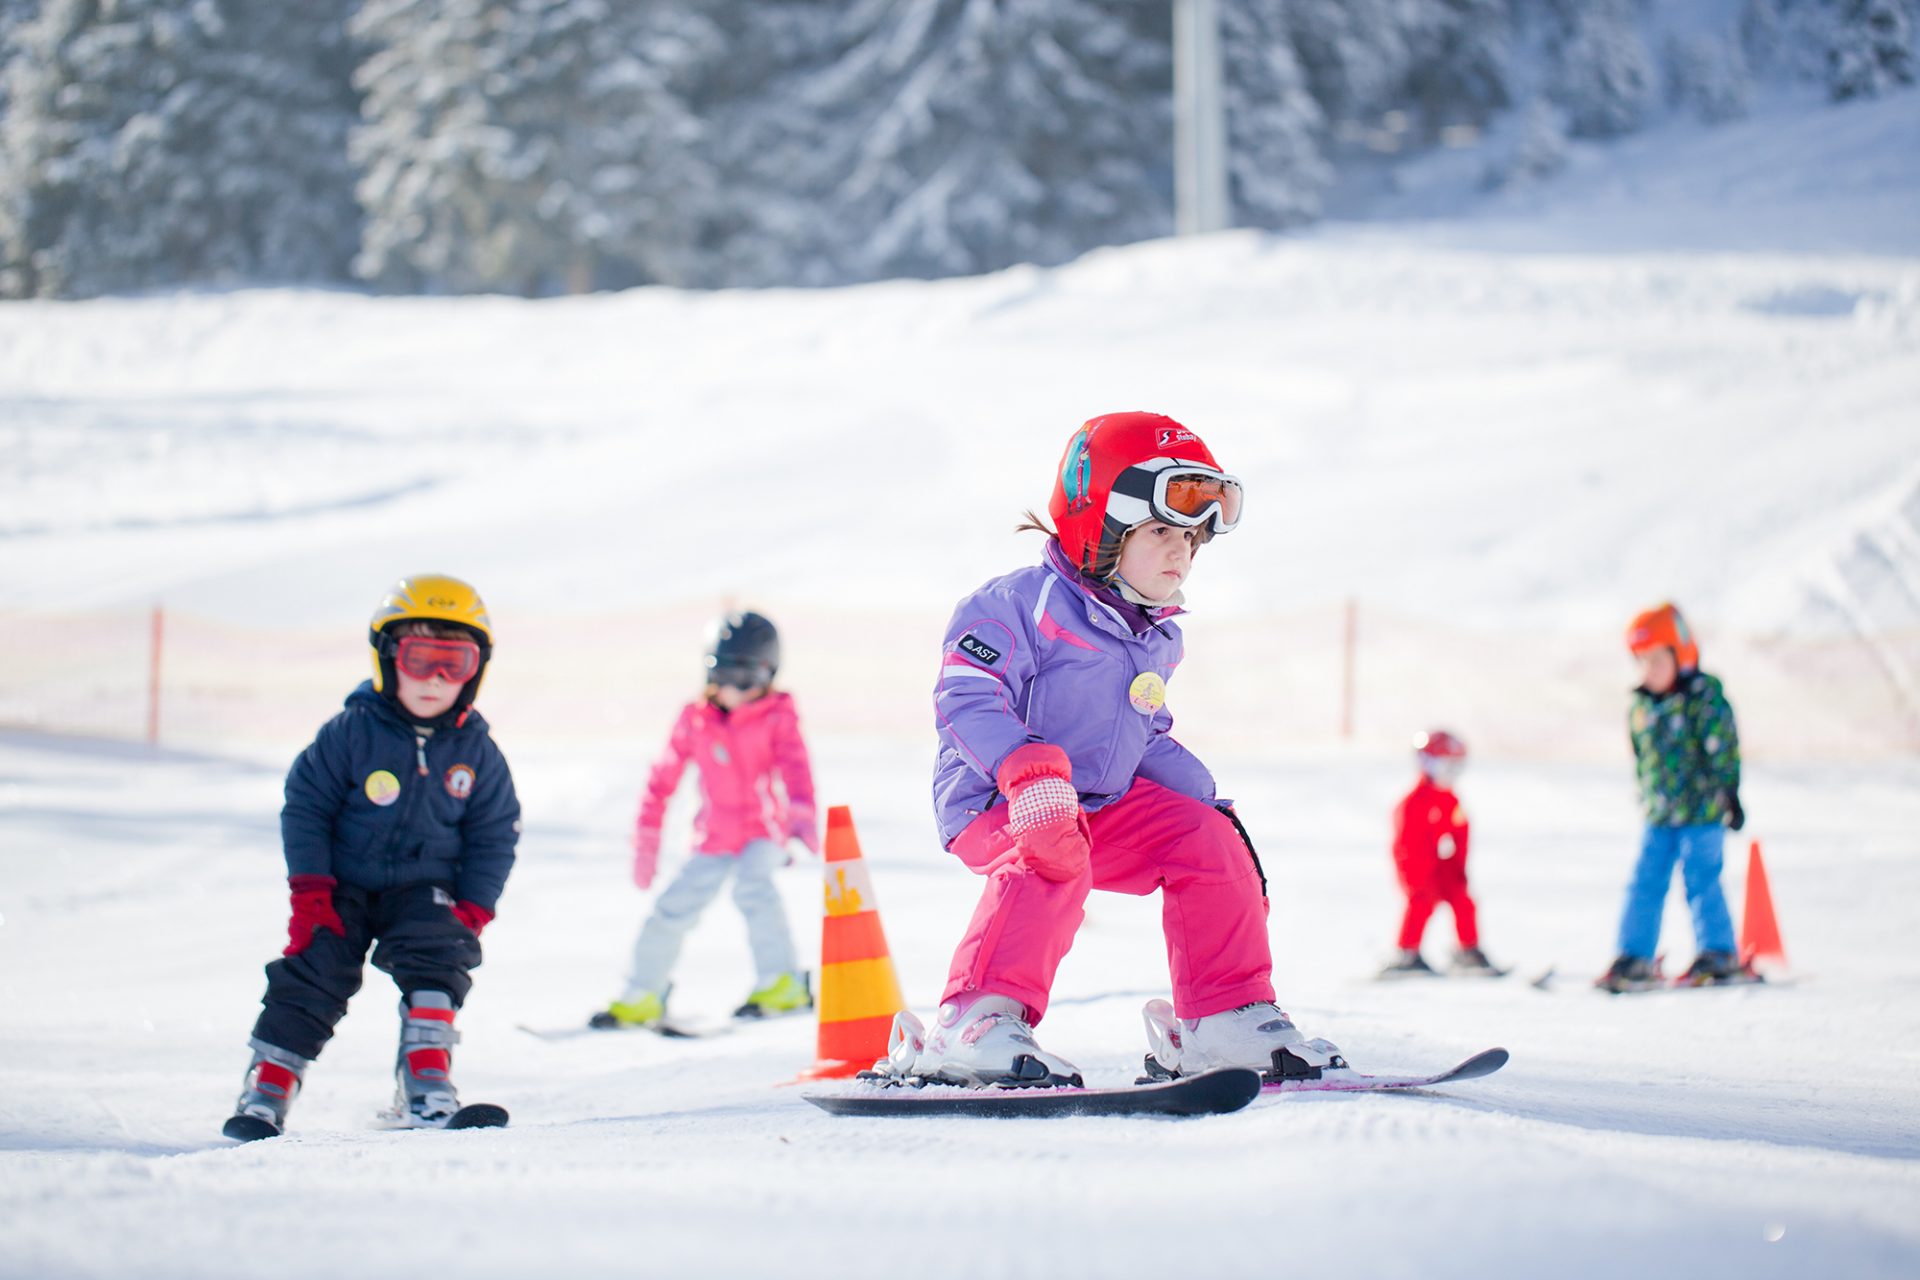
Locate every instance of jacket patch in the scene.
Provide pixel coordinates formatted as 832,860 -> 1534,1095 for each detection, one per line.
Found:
1128,671 -> 1167,715
364,770 -> 401,807
444,764 -> 475,799
957,633 -> 1003,666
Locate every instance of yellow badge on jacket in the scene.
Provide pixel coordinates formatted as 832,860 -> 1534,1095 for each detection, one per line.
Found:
1128,671 -> 1167,715
364,770 -> 401,807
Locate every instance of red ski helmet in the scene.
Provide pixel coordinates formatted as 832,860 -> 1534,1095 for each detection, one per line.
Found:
1047,412 -> 1242,579
1413,729 -> 1467,761
1413,729 -> 1467,783
1625,603 -> 1698,670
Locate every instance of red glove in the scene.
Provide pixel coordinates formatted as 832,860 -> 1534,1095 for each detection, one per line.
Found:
632,827 -> 662,890
451,900 -> 493,935
283,875 -> 345,957
996,743 -> 1091,882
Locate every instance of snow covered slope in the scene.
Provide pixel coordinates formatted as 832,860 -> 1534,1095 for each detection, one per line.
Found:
2,88 -> 1918,1280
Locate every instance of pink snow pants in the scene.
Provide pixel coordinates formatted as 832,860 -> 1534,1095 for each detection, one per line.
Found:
940,778 -> 1275,1024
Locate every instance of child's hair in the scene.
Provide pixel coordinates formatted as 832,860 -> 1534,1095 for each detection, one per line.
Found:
391,619 -> 474,641
1018,508 -> 1212,582
1018,508 -> 1123,581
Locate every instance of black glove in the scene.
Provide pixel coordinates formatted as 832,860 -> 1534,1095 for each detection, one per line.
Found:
1722,790 -> 1745,832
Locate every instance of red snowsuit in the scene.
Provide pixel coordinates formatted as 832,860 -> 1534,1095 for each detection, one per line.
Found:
1392,776 -> 1478,951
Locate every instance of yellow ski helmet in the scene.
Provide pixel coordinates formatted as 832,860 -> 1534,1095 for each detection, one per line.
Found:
367,574 -> 493,711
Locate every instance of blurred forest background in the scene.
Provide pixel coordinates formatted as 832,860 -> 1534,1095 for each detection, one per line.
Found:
1,0 -> 1913,300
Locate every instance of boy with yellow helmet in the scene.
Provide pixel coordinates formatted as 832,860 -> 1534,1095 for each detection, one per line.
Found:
223,574 -> 522,1139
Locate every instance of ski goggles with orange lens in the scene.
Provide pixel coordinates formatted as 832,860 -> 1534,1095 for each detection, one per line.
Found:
395,635 -> 481,684
1107,463 -> 1244,536
1155,470 -> 1243,531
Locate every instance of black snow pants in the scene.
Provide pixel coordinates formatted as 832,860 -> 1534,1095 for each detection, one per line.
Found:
251,882 -> 483,1061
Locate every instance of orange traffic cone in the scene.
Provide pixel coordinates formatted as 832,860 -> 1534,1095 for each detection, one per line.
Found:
1738,839 -> 1787,971
795,806 -> 906,1080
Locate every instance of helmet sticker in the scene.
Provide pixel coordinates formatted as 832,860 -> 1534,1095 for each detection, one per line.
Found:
1060,428 -> 1094,515
1156,427 -> 1198,448
364,770 -> 402,807
444,764 -> 475,799
1128,671 -> 1167,716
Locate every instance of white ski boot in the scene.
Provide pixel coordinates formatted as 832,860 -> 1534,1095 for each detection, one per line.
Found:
873,995 -> 1083,1088
382,990 -> 462,1127
222,1038 -> 309,1141
1141,998 -> 1347,1082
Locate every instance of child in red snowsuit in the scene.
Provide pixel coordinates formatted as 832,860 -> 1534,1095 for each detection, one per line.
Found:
1382,730 -> 1497,977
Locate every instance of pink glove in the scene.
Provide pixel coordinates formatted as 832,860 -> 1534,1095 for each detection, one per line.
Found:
632,827 -> 662,890
996,743 -> 1091,882
786,803 -> 820,856
451,900 -> 493,936
283,875 -> 346,957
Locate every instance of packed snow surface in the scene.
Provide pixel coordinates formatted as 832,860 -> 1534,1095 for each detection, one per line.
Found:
3,93 -> 1919,1278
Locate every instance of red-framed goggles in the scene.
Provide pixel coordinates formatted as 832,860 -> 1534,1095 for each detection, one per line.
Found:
395,635 -> 482,684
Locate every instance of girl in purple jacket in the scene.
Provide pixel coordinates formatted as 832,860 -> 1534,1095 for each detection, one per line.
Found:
876,412 -> 1345,1087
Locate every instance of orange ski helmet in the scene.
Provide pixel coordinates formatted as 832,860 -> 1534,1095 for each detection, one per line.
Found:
1625,602 -> 1698,670
1047,412 -> 1242,579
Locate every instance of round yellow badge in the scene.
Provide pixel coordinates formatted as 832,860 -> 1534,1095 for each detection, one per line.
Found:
1128,671 -> 1167,716
364,770 -> 402,807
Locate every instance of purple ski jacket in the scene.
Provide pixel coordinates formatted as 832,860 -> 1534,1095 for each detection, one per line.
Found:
931,540 -> 1216,845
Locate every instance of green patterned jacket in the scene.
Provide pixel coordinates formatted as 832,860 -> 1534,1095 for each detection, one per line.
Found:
1628,671 -> 1741,827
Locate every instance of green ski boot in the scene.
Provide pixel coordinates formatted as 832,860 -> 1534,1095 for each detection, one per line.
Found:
589,989 -> 666,1030
733,971 -> 812,1019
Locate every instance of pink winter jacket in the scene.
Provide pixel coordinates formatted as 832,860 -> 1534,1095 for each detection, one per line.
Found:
632,692 -> 818,884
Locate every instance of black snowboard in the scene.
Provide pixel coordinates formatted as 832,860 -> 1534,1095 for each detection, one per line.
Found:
804,1066 -> 1262,1119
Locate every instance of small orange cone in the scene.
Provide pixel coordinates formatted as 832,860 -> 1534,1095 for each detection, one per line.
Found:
795,806 -> 906,1080
1738,839 -> 1788,971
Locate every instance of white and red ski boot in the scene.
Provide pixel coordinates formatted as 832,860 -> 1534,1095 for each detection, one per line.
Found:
382,990 -> 463,1127
223,1039 -> 308,1141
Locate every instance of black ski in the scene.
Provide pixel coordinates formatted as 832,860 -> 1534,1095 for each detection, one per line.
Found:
224,1101 -> 508,1140
376,1101 -> 510,1130
805,1066 -> 1262,1119
221,1114 -> 280,1143
1259,1047 -> 1509,1094
445,1102 -> 508,1130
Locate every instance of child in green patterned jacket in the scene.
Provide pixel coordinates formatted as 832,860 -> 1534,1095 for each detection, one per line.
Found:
1600,603 -> 1749,992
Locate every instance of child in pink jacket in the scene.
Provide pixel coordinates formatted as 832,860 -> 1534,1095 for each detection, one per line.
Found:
592,612 -> 819,1028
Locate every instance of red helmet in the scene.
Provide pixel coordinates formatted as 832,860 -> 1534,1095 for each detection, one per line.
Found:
1414,729 -> 1467,782
1625,602 -> 1698,670
1414,729 -> 1467,761
1047,412 -> 1243,579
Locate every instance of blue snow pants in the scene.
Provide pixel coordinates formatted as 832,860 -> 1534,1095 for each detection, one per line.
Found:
1615,823 -> 1737,960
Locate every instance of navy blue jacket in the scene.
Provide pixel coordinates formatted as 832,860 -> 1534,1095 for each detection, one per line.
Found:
281,682 -> 520,912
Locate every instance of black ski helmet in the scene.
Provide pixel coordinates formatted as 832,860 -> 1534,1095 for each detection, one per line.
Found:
705,611 -> 780,688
